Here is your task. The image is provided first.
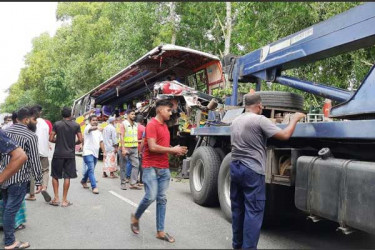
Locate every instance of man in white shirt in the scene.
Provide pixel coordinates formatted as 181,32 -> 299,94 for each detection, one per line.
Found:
26,105 -> 52,202
80,115 -> 105,194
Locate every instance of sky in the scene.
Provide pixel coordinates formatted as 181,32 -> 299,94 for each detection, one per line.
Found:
0,2 -> 61,105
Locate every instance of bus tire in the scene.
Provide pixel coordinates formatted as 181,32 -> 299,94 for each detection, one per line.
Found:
189,146 -> 221,206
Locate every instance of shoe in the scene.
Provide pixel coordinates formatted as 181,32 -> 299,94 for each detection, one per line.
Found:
121,183 -> 127,190
129,184 -> 142,190
102,173 -> 108,178
81,181 -> 89,189
92,188 -> 99,194
125,178 -> 130,183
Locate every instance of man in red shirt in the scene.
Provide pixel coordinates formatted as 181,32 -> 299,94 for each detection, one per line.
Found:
136,115 -> 145,185
130,100 -> 187,243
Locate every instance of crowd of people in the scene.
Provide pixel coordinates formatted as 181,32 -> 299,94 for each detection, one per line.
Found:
0,94 -> 305,249
0,99 -> 188,248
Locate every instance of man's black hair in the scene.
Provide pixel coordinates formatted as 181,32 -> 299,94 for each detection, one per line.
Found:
32,104 -> 42,113
30,105 -> 41,118
11,111 -> 17,124
61,107 -> 72,118
88,115 -> 97,121
17,107 -> 33,121
244,93 -> 262,106
135,114 -> 144,123
155,99 -> 173,110
126,109 -> 135,115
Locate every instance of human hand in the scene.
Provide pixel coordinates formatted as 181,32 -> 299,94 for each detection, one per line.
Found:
292,112 -> 306,122
172,145 -> 188,156
122,148 -> 128,157
99,127 -> 104,132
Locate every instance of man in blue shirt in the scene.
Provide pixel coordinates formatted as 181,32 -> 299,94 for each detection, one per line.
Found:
0,119 -> 29,249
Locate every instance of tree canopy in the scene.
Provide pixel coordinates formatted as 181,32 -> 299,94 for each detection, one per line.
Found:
2,2 -> 373,121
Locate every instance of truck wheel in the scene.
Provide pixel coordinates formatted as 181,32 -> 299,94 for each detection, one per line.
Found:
243,91 -> 304,111
218,153 -> 232,222
214,147 -> 226,161
189,146 -> 221,206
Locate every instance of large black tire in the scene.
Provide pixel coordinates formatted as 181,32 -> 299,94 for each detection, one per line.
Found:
214,147 -> 226,161
218,153 -> 232,222
189,146 -> 221,206
243,91 -> 304,110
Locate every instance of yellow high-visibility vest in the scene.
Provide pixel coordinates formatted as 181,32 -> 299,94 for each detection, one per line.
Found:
123,120 -> 138,148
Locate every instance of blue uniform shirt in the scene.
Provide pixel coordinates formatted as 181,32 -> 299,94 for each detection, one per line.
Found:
0,130 -> 18,155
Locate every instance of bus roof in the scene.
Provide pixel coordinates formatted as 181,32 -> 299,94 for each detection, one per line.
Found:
73,44 -> 221,106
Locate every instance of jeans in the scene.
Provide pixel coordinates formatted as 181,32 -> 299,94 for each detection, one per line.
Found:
2,182 -> 28,246
230,160 -> 266,250
82,155 -> 98,189
82,162 -> 88,176
139,156 -> 143,183
135,167 -> 170,232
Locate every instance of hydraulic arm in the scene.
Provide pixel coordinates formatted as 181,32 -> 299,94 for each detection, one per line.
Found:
229,2 -> 375,119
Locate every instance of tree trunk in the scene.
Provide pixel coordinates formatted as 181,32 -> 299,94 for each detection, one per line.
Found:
170,2 -> 177,45
224,2 -> 232,56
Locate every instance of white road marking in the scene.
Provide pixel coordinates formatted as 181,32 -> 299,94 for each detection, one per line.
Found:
109,190 -> 151,213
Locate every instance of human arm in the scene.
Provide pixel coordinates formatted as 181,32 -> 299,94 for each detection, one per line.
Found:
272,112 -> 306,141
147,138 -> 187,155
111,127 -> 118,153
100,141 -> 106,156
88,126 -> 98,133
120,123 -> 128,156
76,132 -> 83,145
0,148 -> 27,184
49,131 -> 56,143
28,136 -> 43,187
139,138 -> 145,156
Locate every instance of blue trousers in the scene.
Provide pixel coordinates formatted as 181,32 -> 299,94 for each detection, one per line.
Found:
82,155 -> 98,189
135,167 -> 170,232
230,160 -> 266,250
1,182 -> 28,246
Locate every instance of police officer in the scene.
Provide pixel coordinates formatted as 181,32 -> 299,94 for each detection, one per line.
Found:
230,93 -> 305,249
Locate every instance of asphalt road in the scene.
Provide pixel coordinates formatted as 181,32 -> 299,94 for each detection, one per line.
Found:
11,156 -> 375,249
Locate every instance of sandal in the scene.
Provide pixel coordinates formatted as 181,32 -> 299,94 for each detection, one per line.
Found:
130,213 -> 139,234
41,190 -> 52,203
49,200 -> 60,206
156,233 -> 175,243
15,224 -> 26,232
61,201 -> 73,207
25,196 -> 36,201
129,184 -> 142,190
5,241 -> 30,249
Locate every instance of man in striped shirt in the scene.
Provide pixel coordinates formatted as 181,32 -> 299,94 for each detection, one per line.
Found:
1,107 -> 43,249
